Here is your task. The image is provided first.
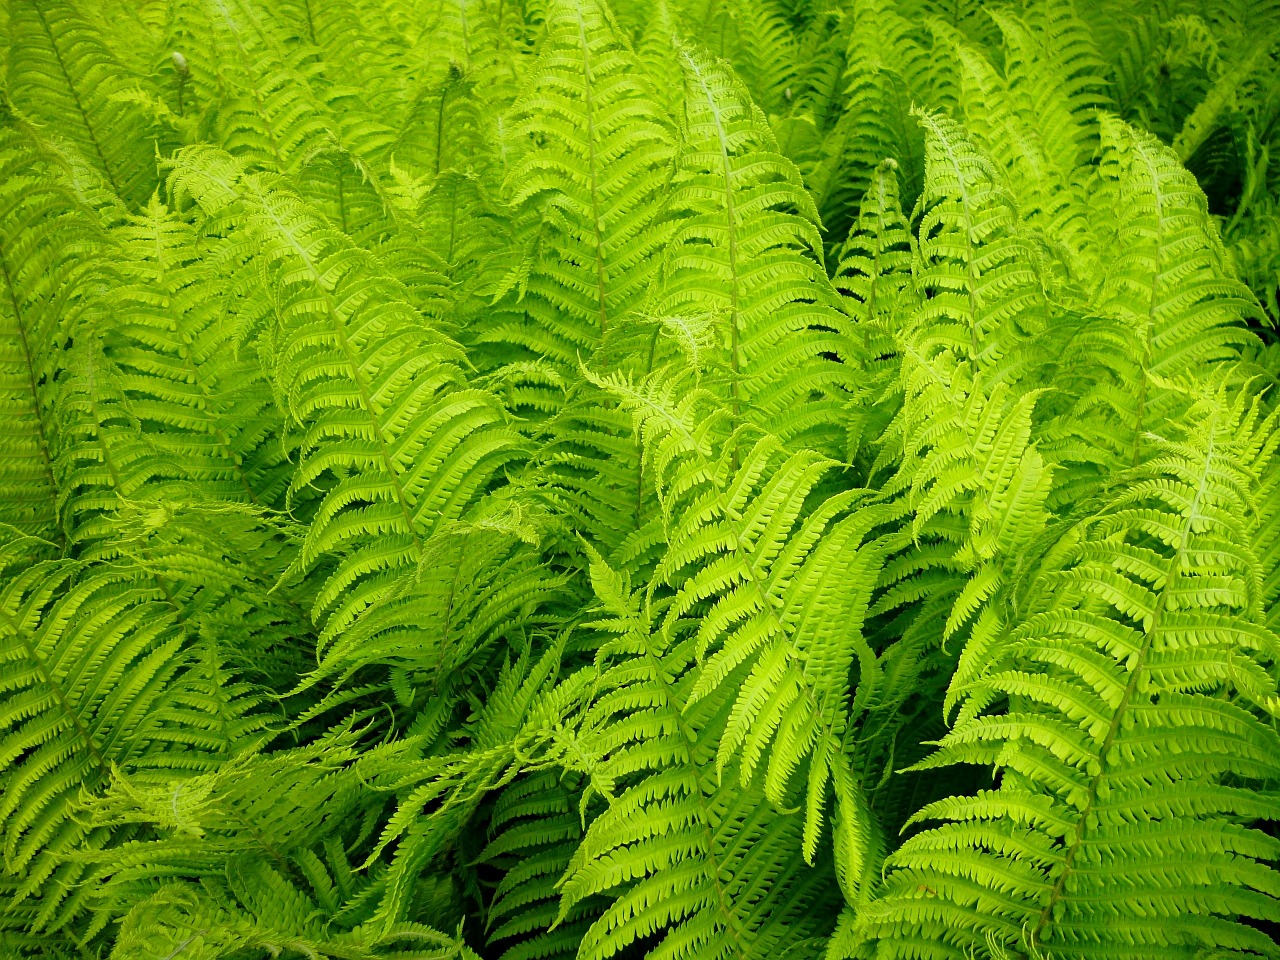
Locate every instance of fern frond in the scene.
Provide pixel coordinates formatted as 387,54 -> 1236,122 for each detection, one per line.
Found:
908,110 -> 1048,373
392,0 -> 521,195
0,127 -> 88,544
167,0 -> 401,241
996,0 -> 1108,181
167,145 -> 522,637
834,159 -> 914,460
856,382 -> 1280,959
678,0 -> 799,117
554,543 -> 845,960
109,864 -> 474,960
807,0 -> 934,243
107,197 -> 291,507
874,112 -> 1051,543
941,31 -> 1095,286
0,549 -> 201,932
486,0 -> 674,371
84,729 -> 382,901
1084,117 -> 1261,468
7,0 -> 157,205
657,45 -> 859,451
49,327 -> 188,551
365,640 -> 593,930
483,771 -> 597,960
385,168 -> 513,348
303,508 -> 568,704
273,0 -> 417,122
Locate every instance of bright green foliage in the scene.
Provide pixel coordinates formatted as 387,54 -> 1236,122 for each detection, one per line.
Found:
1,2 -> 1279,960
859,381 -> 1280,959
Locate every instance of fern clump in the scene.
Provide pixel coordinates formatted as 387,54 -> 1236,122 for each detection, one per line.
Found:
1,1 -> 1279,959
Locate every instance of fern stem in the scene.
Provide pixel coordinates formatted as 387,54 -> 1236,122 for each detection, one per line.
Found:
433,85 -> 450,179
32,1 -> 122,197
301,0 -> 318,44
635,326 -> 663,526
458,0 -> 472,64
1130,142 -> 1167,469
634,627 -> 755,954
0,249 -> 64,551
336,163 -> 349,235
432,531 -> 471,691
682,51 -> 743,455
3,607 -> 112,785
573,2 -> 611,345
1030,413 -> 1219,948
161,934 -> 202,960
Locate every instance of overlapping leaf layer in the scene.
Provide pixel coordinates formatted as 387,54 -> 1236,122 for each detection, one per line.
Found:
1,1 -> 1279,958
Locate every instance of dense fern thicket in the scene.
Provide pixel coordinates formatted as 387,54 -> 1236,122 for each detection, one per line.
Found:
3,0 -> 1280,957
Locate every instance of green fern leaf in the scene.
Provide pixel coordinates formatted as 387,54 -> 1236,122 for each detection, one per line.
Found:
855,382 -> 1280,959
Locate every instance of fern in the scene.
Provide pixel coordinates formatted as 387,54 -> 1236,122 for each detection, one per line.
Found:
3,2 -> 1280,958
0,541 -> 221,935
0,126 -> 80,543
166,145 -> 520,637
655,46 -> 858,451
7,0 -> 157,205
486,0 -> 674,372
1085,117 -> 1261,470
555,528 -> 848,960
107,198 -> 291,507
853,381 -> 1280,959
